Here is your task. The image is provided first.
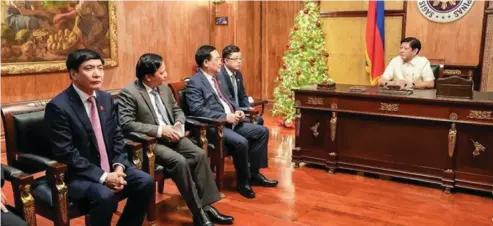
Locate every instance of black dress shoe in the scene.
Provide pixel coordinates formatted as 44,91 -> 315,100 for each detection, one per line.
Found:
236,182 -> 255,199
205,205 -> 234,225
193,209 -> 214,226
250,173 -> 278,187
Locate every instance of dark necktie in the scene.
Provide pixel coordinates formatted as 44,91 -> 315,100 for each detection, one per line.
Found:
230,73 -> 239,106
150,89 -> 172,125
211,76 -> 235,112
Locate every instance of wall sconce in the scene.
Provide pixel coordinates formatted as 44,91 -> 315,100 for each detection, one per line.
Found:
212,0 -> 226,4
212,0 -> 226,14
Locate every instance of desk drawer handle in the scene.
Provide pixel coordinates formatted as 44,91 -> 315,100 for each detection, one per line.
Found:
448,123 -> 457,158
379,103 -> 399,112
330,112 -> 337,142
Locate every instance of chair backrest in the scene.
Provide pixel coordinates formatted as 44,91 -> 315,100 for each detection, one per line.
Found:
1,100 -> 52,169
168,80 -> 189,115
429,59 -> 445,80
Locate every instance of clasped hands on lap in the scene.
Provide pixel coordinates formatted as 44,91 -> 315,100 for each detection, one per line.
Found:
226,110 -> 245,124
105,166 -> 127,192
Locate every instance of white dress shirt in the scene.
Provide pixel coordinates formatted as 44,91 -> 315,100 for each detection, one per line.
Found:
381,56 -> 435,83
201,70 -> 233,114
72,84 -> 124,184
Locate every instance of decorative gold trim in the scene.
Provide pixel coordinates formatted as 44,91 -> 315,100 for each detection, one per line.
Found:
467,110 -> 493,120
306,97 -> 324,105
200,127 -> 208,154
218,124 -> 224,138
379,103 -> 399,112
311,122 -> 320,137
330,112 -> 337,142
448,123 -> 457,158
444,169 -> 453,173
20,184 -> 36,226
147,143 -> 156,178
444,69 -> 462,75
132,147 -> 143,170
251,115 -> 258,125
449,113 -> 459,121
1,1 -> 118,75
329,152 -> 337,157
472,140 -> 486,157
331,103 -> 338,110
55,174 -> 68,224
295,109 -> 301,137
295,100 -> 301,107
26,100 -> 50,107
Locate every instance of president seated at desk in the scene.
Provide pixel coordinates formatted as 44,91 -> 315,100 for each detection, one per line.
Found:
378,37 -> 435,90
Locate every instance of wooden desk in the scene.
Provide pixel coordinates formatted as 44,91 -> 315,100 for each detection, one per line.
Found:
293,84 -> 493,193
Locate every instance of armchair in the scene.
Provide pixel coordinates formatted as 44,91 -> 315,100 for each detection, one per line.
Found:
168,79 -> 259,190
1,99 -> 152,226
1,164 -> 36,226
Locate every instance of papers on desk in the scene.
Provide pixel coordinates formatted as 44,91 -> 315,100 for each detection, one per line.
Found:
349,86 -> 367,93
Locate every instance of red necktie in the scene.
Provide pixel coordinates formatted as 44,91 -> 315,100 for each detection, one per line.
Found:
211,77 -> 235,112
88,96 -> 110,172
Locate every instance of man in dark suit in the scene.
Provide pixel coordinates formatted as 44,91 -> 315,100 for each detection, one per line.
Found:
218,45 -> 263,125
186,45 -> 278,199
118,53 -> 233,226
44,49 -> 154,226
1,166 -> 28,226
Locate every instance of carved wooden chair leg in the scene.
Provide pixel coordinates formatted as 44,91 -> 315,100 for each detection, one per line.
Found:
146,187 -> 156,226
84,216 -> 91,226
215,157 -> 225,192
157,178 -> 165,194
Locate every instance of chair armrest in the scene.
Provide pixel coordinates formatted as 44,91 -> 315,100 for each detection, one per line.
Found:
187,116 -> 226,127
1,164 -> 37,226
240,108 -> 259,124
185,118 -> 207,129
16,153 -> 67,175
124,132 -> 157,145
251,100 -> 268,107
240,108 -> 259,116
2,164 -> 25,182
124,132 -> 157,178
251,100 -> 268,116
185,118 -> 208,153
124,140 -> 143,170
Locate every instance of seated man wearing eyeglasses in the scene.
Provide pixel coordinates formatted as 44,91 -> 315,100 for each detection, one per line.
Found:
217,45 -> 264,125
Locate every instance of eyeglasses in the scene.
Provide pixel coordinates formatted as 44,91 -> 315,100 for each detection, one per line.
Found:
227,57 -> 243,61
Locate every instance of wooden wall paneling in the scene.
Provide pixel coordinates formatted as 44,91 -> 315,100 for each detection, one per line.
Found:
405,1 -> 485,66
236,1 -> 263,100
261,1 -> 302,100
480,1 -> 493,91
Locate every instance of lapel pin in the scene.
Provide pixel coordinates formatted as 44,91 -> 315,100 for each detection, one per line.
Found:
100,105 -> 104,111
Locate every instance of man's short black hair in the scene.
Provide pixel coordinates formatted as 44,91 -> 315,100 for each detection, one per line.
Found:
66,49 -> 104,74
135,53 -> 163,81
401,37 -> 421,54
195,45 -> 216,67
222,45 -> 240,59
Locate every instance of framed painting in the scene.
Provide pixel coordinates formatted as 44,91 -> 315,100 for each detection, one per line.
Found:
1,0 -> 118,75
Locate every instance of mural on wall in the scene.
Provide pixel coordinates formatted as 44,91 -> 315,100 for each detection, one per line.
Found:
1,0 -> 118,75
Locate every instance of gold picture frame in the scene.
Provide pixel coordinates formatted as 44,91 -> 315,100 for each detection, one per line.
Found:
1,1 -> 118,75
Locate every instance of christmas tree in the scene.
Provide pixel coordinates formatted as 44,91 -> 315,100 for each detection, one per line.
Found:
272,1 -> 333,127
